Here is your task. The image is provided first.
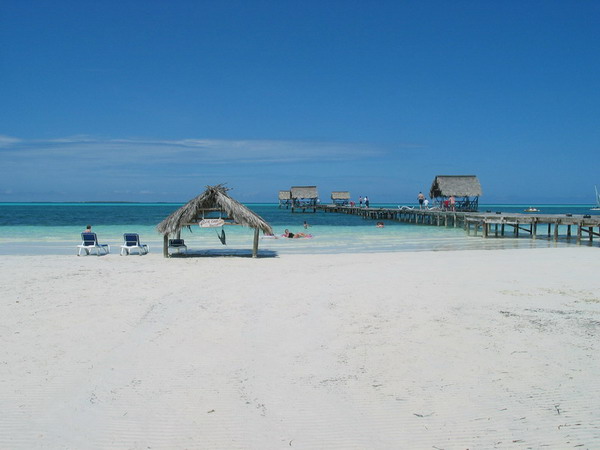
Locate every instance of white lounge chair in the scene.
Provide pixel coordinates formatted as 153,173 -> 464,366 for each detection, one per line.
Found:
168,239 -> 187,255
120,233 -> 149,256
77,233 -> 110,256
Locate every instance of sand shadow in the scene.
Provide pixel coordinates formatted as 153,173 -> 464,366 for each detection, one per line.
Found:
168,248 -> 278,258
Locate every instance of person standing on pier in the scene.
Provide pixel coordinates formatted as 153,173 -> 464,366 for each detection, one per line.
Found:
365,196 -> 370,208
418,192 -> 425,209
359,196 -> 363,207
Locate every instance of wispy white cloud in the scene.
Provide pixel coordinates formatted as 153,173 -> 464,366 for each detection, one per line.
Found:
0,135 -> 22,147
0,135 -> 424,201
1,135 -> 400,165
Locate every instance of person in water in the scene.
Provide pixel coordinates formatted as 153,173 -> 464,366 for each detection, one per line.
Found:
376,222 -> 384,228
284,229 -> 310,238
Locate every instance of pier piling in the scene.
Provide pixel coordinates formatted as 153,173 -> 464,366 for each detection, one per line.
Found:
314,204 -> 600,248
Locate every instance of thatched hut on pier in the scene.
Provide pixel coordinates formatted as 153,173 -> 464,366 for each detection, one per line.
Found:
278,190 -> 291,208
331,191 -> 350,206
429,175 -> 482,211
290,186 -> 319,212
157,185 -> 273,258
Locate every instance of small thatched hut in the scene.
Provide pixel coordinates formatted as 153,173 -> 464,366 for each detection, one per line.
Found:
157,185 -> 273,258
290,186 -> 319,212
331,191 -> 350,206
278,190 -> 291,209
429,175 -> 482,211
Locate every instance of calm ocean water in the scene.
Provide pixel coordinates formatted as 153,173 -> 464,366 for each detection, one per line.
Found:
0,203 -> 598,255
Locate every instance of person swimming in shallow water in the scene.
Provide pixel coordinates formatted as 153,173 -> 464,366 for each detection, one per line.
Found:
283,229 -> 311,238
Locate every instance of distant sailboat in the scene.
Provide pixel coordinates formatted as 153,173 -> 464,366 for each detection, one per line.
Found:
592,186 -> 600,211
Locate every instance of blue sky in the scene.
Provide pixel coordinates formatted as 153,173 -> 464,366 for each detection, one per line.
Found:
1,1 -> 599,203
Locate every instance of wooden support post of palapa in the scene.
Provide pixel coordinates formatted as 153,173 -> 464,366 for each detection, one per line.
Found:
252,228 -> 259,258
163,234 -> 169,258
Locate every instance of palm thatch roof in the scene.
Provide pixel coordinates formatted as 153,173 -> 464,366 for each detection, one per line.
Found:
331,191 -> 350,200
278,190 -> 291,200
429,175 -> 482,198
157,185 -> 273,236
291,186 -> 318,199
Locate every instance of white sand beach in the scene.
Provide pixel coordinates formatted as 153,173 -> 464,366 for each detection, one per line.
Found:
1,247 -> 599,449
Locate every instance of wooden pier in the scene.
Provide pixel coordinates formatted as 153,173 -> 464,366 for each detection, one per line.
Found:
316,205 -> 600,246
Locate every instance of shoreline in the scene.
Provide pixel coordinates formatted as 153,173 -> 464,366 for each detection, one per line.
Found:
1,247 -> 599,448
0,239 -> 583,256
0,229 -> 590,256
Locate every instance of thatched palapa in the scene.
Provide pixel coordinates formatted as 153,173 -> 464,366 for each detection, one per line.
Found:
157,184 -> 273,257
430,175 -> 482,198
429,175 -> 482,211
331,191 -> 350,200
278,190 -> 292,208
290,186 -> 319,212
291,186 -> 318,200
331,191 -> 350,206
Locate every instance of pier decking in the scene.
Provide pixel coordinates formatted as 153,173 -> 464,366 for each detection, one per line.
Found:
317,204 -> 600,246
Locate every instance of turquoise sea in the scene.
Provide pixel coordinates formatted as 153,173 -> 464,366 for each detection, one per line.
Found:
0,203 -> 598,255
